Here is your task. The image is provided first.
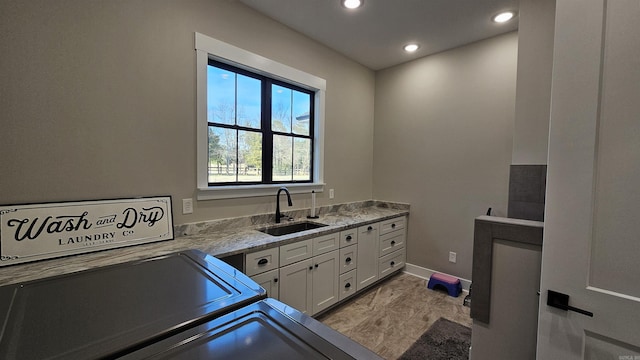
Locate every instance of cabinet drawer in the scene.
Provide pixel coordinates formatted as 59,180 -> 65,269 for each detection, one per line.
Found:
339,244 -> 357,274
339,229 -> 358,248
379,231 -> 405,257
245,247 -> 279,276
379,216 -> 406,235
378,248 -> 406,279
339,269 -> 357,301
313,233 -> 340,256
280,239 -> 313,267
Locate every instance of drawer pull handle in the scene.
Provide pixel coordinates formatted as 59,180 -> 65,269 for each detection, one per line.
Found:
392,223 -> 396,228
274,278 -> 278,283
346,235 -> 352,241
367,226 -> 373,231
345,257 -> 352,263
257,258 -> 268,266
391,241 -> 396,245
345,283 -> 351,289
390,261 -> 396,266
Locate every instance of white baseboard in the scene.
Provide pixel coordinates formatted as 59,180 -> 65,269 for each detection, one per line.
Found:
403,263 -> 472,293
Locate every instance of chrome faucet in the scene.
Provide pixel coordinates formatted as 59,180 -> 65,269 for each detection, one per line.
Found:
275,187 -> 293,223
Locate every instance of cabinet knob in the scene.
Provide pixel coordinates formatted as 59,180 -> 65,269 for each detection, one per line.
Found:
391,223 -> 396,228
345,283 -> 351,289
258,258 -> 268,266
314,264 -> 319,268
274,278 -> 278,283
345,257 -> 352,263
391,240 -> 396,245
390,261 -> 395,266
309,266 -> 313,271
367,226 -> 373,231
346,235 -> 352,241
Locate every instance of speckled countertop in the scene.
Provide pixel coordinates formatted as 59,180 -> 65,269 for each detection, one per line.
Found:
0,200 -> 409,286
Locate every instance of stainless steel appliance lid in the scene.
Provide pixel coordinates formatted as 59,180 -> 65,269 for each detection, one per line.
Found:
120,299 -> 382,360
0,250 -> 265,360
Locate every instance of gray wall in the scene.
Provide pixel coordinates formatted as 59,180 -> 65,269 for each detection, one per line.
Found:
0,0 -> 375,224
373,32 -> 518,280
1,0 -> 520,281
512,0 -> 555,165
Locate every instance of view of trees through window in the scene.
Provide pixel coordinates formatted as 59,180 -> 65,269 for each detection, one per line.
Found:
207,61 -> 313,185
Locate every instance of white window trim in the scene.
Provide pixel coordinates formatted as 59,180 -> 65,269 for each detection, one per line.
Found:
194,32 -> 326,200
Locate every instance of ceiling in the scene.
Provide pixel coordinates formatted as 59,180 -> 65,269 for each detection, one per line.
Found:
239,0 -> 519,70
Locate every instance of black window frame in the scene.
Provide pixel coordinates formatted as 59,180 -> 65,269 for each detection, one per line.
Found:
207,59 -> 315,186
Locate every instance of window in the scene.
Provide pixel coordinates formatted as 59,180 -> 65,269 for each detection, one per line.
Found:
195,33 -> 326,199
207,61 -> 314,185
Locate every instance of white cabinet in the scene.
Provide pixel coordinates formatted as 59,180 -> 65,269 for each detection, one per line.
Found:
356,223 -> 379,291
246,215 -> 407,315
311,250 -> 340,314
250,269 -> 279,300
279,258 -> 313,314
279,235 -> 340,315
378,216 -> 407,279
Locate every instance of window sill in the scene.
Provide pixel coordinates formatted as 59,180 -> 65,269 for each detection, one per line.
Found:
197,183 -> 325,200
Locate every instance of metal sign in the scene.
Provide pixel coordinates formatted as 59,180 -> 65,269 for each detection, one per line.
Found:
0,196 -> 174,266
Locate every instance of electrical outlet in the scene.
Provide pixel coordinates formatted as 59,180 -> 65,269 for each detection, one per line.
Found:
182,198 -> 193,214
449,251 -> 457,263
329,189 -> 335,199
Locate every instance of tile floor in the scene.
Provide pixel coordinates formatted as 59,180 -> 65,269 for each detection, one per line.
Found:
317,272 -> 472,360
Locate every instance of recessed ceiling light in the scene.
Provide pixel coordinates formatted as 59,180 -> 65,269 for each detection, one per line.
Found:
403,44 -> 420,53
492,11 -> 515,23
342,0 -> 363,9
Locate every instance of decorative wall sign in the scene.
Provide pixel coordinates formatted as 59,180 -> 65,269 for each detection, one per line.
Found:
0,196 -> 173,267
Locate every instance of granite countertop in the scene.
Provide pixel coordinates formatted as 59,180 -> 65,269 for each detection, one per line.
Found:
0,201 -> 409,286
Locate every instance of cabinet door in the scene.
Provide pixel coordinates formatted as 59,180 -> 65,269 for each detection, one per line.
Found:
311,250 -> 340,315
279,258 -> 313,314
356,223 -> 379,291
250,269 -> 279,300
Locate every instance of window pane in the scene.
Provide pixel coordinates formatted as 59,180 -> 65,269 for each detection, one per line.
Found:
293,138 -> 311,181
207,66 -> 235,125
292,90 -> 311,136
238,130 -> 262,182
272,85 -> 291,133
273,134 -> 293,181
237,74 -> 261,129
208,126 -> 237,183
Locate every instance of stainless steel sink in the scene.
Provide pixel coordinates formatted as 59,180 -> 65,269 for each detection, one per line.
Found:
258,221 -> 327,236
